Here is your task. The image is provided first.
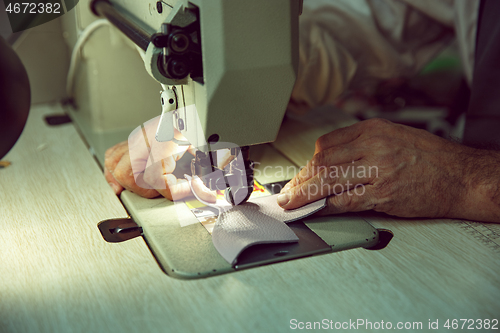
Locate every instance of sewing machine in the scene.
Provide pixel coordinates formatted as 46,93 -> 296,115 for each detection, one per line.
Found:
85,0 -> 301,205
60,0 -> 382,278
3,1 -> 499,326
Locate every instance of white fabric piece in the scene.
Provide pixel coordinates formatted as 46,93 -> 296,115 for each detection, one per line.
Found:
185,175 -> 326,265
290,0 -> 479,115
249,194 -> 327,224
212,203 -> 299,265
184,174 -> 233,212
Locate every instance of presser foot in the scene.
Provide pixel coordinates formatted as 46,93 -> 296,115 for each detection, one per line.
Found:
224,184 -> 254,206
191,147 -> 254,205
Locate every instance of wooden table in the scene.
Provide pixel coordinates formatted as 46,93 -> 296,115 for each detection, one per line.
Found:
1,104 -> 498,333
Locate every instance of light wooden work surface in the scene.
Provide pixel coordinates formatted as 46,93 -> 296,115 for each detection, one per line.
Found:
1,105 -> 499,333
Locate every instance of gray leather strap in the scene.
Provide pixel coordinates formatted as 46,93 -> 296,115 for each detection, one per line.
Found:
213,203 -> 299,265
185,175 -> 326,265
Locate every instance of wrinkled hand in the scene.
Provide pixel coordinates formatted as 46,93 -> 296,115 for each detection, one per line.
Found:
104,116 -> 217,203
277,118 -> 473,219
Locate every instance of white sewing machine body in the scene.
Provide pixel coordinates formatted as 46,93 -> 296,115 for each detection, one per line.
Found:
138,0 -> 301,151
59,0 -> 381,278
66,0 -> 301,205
60,0 -> 297,159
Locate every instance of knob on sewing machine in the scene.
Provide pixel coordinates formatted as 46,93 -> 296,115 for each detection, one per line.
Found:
91,0 -> 301,204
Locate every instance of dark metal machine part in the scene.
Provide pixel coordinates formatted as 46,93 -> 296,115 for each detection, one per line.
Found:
152,13 -> 203,82
91,0 -> 152,51
191,146 -> 255,205
234,220 -> 332,269
90,0 -> 203,81
263,179 -> 292,194
98,218 -> 143,243
91,0 -> 247,204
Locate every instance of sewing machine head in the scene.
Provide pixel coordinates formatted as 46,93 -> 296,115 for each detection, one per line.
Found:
91,0 -> 301,204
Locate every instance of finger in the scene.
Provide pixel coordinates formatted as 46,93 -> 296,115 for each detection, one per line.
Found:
104,141 -> 128,174
104,140 -> 127,159
173,144 -> 190,161
156,174 -> 192,201
113,151 -> 160,198
128,116 -> 176,175
141,157 -> 192,201
316,185 -> 378,215
315,118 -> 395,154
160,174 -> 217,204
128,116 -> 189,176
314,123 -> 364,154
191,176 -> 217,203
281,160 -> 312,193
187,145 -> 197,156
142,156 -> 175,190
278,161 -> 370,210
281,146 -> 364,193
104,166 -> 124,195
149,139 -> 190,164
128,125 -> 152,178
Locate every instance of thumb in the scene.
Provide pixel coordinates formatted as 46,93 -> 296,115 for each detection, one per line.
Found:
142,155 -> 176,190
